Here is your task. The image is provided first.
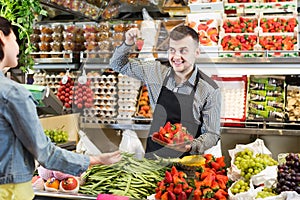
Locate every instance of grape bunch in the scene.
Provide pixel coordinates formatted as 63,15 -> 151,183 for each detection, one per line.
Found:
255,187 -> 277,199
234,148 -> 278,181
230,179 -> 250,195
44,128 -> 68,144
276,153 -> 300,194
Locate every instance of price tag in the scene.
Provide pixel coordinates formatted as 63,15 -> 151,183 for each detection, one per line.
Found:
78,75 -> 87,84
61,75 -> 69,84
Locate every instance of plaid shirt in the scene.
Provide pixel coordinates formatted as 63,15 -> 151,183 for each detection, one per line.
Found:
110,42 -> 222,154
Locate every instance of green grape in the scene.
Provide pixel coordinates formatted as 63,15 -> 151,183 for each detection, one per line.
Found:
231,180 -> 250,195
44,128 -> 68,144
255,187 -> 277,199
234,149 -> 278,180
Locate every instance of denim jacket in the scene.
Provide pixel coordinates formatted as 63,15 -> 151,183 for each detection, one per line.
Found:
0,71 -> 89,184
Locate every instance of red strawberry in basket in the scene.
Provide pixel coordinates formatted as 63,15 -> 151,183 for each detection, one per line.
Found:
135,38 -> 144,51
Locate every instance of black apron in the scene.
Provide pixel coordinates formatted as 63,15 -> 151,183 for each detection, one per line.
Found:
145,69 -> 202,159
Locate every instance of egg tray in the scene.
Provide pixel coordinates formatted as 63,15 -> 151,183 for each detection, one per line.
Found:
80,117 -> 116,124
212,75 -> 247,127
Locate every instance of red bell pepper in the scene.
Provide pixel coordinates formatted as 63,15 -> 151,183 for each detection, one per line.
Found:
211,181 -> 220,191
161,191 -> 168,200
178,191 -> 187,200
173,183 -> 183,195
171,166 -> 179,176
216,156 -> 226,168
154,190 -> 162,199
167,191 -> 176,200
214,189 -> 228,200
165,171 -> 173,183
193,188 -> 202,200
202,188 -> 215,198
167,183 -> 174,193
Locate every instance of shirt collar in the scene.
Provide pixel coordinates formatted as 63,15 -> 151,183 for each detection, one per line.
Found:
170,66 -> 197,86
0,70 -> 4,77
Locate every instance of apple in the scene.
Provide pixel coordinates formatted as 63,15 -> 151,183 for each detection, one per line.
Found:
135,38 -> 144,51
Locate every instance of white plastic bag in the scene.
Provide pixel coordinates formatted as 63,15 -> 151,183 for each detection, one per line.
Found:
227,138 -> 272,181
204,140 -> 222,158
76,130 -> 101,155
119,129 -> 145,160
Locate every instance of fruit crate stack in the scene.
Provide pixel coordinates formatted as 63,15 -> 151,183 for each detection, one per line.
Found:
219,14 -> 261,57
81,73 -> 118,124
186,13 -> 222,57
258,0 -> 297,13
256,12 -> 298,57
116,74 -> 141,124
212,75 -> 248,127
223,0 -> 260,15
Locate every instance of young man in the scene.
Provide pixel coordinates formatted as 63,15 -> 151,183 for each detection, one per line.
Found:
110,25 -> 221,158
0,16 -> 121,199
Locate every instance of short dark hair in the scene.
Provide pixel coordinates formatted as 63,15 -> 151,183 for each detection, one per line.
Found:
169,25 -> 199,45
0,16 -> 13,61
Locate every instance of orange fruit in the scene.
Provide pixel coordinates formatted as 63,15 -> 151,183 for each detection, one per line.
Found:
45,177 -> 60,190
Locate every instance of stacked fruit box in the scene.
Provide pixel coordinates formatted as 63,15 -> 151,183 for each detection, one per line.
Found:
186,13 -> 222,57
258,0 -> 297,13
188,0 -> 224,13
218,15 -> 261,57
223,0 -> 260,15
256,13 -> 298,57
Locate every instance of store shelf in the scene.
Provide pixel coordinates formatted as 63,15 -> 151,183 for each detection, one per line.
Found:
80,122 -> 300,136
33,63 -> 79,70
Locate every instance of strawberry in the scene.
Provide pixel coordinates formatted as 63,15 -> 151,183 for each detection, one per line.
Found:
135,38 -> 144,51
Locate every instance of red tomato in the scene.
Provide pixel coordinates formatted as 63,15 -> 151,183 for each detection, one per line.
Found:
61,177 -> 78,191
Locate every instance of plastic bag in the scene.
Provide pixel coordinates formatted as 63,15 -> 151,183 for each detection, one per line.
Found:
227,138 -> 272,181
204,140 -> 222,158
76,130 -> 102,156
119,129 -> 145,160
138,8 -> 158,59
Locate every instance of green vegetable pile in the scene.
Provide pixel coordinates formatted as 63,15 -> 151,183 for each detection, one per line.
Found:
80,153 -> 169,198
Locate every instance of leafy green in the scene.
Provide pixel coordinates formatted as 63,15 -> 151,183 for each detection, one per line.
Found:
0,0 -> 47,72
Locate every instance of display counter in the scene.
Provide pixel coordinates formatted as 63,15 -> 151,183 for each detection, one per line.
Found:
34,190 -> 95,200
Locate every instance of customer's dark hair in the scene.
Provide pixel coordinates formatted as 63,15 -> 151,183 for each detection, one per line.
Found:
169,25 -> 199,45
0,16 -> 13,61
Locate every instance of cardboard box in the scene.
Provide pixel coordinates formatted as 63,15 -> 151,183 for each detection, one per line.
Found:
39,113 -> 80,142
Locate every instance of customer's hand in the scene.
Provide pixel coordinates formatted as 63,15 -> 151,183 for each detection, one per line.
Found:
125,28 -> 141,46
89,150 -> 122,166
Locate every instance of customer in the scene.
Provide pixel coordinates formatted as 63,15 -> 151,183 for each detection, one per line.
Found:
0,16 -> 121,200
110,25 -> 221,159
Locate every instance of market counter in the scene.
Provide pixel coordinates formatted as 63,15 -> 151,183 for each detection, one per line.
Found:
34,191 -> 96,200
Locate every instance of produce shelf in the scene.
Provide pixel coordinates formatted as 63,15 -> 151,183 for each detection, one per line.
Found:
80,121 -> 300,136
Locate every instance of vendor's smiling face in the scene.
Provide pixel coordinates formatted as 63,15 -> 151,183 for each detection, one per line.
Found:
168,35 -> 200,74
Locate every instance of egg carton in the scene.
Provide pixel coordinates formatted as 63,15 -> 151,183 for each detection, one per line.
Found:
212,75 -> 247,127
118,102 -> 137,111
94,99 -> 118,105
89,75 -> 117,84
118,84 -> 141,90
93,87 -> 117,95
94,94 -> 117,100
118,91 -> 140,99
118,76 -> 141,86
81,117 -> 116,124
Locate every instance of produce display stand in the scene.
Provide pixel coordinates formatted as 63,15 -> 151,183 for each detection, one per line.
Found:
34,190 -> 95,200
